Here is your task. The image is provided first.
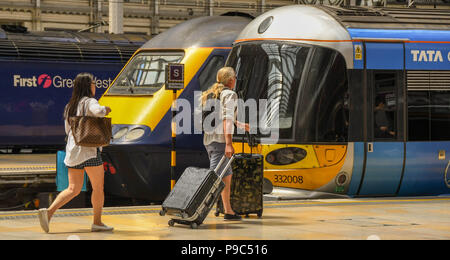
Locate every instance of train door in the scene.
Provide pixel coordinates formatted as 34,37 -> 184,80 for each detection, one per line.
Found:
357,42 -> 406,196
399,70 -> 450,196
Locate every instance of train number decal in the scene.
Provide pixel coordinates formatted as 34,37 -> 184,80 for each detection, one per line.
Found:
273,175 -> 304,184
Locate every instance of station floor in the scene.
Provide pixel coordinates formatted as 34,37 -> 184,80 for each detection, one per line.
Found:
0,196 -> 449,240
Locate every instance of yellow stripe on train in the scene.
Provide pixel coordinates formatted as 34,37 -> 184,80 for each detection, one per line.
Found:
233,143 -> 347,190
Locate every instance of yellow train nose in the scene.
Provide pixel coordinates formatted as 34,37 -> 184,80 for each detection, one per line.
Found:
99,47 -> 214,131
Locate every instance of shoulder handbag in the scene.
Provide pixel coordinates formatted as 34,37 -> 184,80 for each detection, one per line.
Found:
68,98 -> 112,147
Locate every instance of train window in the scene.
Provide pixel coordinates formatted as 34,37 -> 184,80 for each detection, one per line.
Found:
373,72 -> 397,140
407,71 -> 450,141
107,52 -> 183,95
227,42 -> 310,141
408,91 -> 430,141
296,47 -> 348,143
430,91 -> 450,140
198,55 -> 225,92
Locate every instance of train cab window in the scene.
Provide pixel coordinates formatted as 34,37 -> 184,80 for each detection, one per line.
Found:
198,55 -> 225,91
296,47 -> 348,143
107,52 -> 183,95
373,73 -> 397,140
227,42 -> 310,141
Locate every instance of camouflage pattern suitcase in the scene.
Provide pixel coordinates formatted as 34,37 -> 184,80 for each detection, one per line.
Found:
216,153 -> 264,218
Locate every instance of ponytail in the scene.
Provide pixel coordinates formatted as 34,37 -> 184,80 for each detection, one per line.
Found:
201,67 -> 236,105
201,82 -> 225,105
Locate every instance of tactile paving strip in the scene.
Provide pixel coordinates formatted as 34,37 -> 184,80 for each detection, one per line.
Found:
1,197 -> 448,221
0,166 -> 56,174
0,207 -> 161,220
0,166 -> 55,170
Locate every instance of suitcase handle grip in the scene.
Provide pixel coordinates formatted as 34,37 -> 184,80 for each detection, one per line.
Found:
215,155 -> 235,179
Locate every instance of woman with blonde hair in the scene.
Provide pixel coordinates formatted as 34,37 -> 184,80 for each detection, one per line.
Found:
201,67 -> 248,220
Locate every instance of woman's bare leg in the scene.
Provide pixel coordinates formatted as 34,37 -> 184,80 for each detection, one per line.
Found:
221,174 -> 235,215
47,168 -> 85,221
84,165 -> 105,226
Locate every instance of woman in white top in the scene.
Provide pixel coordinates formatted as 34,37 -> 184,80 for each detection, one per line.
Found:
201,67 -> 249,220
38,73 -> 113,233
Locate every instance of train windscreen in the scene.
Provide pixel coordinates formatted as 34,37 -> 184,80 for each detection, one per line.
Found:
227,41 -> 348,143
107,52 -> 183,95
227,42 -> 310,140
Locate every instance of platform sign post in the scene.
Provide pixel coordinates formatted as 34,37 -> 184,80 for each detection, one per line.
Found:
165,63 -> 184,190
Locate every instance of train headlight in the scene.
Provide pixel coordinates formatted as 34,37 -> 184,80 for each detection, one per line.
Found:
125,128 -> 145,141
258,16 -> 273,34
113,127 -> 128,140
335,172 -> 349,187
266,147 -> 307,165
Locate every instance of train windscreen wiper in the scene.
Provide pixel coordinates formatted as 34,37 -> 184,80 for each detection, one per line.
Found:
126,75 -> 136,94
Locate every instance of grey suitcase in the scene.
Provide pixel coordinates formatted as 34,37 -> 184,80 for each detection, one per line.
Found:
160,156 -> 234,229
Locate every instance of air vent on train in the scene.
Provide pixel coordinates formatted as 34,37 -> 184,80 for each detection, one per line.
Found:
0,40 -> 136,63
407,71 -> 450,91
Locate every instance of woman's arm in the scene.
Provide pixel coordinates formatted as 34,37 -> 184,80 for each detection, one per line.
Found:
235,121 -> 250,132
223,118 -> 234,158
87,98 -> 111,117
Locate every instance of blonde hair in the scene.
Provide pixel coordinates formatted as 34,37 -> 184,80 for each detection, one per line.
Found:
201,67 -> 236,105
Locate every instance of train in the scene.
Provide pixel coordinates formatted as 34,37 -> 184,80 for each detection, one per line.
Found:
0,28 -> 150,151
99,13 -> 253,202
227,5 -> 450,197
100,6 -> 450,202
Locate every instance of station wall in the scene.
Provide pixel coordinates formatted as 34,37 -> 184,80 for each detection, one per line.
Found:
1,0 -> 447,36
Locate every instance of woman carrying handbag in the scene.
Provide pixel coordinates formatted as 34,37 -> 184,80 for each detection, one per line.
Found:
37,73 -> 113,233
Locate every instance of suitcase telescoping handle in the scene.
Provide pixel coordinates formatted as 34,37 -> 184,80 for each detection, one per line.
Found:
242,131 -> 253,154
214,155 -> 235,179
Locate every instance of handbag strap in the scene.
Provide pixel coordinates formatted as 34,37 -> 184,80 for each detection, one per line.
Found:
79,97 -> 89,117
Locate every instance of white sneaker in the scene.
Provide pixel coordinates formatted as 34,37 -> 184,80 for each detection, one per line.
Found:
38,208 -> 49,233
91,223 -> 114,232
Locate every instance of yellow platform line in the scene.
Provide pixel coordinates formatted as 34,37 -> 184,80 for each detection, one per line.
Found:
264,198 -> 450,207
0,197 -> 449,219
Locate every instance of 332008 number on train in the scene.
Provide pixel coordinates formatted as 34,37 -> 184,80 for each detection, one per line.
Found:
273,175 -> 304,184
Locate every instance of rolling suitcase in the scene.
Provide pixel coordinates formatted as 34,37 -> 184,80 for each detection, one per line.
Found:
160,155 -> 234,229
215,134 -> 264,218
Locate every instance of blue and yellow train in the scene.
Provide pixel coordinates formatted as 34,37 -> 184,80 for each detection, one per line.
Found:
227,5 -> 450,197
99,14 -> 252,201
0,29 -> 149,150
100,6 -> 450,202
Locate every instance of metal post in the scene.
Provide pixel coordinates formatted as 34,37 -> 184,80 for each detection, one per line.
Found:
109,0 -> 123,34
171,90 -> 177,190
97,0 -> 103,33
151,0 -> 160,36
33,0 -> 42,31
258,0 -> 265,14
208,0 -> 214,16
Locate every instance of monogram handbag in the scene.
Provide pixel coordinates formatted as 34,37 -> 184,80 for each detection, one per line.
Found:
68,99 -> 112,147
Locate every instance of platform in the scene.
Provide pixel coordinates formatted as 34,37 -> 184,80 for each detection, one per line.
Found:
0,154 -> 56,185
0,196 -> 449,240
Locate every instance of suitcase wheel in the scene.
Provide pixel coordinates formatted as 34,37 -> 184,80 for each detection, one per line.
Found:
257,211 -> 263,218
190,222 -> 198,229
168,219 -> 175,227
214,211 -> 220,217
159,210 -> 166,216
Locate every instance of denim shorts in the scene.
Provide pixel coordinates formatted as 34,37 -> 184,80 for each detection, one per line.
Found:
205,142 -> 233,178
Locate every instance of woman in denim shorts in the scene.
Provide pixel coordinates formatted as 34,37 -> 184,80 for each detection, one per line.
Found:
38,73 -> 112,233
201,67 -> 249,220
